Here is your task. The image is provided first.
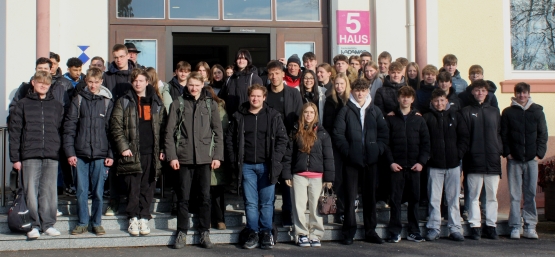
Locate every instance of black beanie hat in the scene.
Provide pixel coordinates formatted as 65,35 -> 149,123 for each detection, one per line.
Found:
287,54 -> 301,67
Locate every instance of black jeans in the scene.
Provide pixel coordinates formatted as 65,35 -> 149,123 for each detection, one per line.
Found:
332,146 -> 345,214
342,164 -> 378,239
211,185 -> 226,225
123,154 -> 156,219
176,164 -> 211,233
388,168 -> 420,235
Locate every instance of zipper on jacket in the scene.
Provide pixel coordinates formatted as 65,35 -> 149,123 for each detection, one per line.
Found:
254,114 -> 258,163
41,100 -> 45,156
522,110 -> 525,161
404,117 -> 408,168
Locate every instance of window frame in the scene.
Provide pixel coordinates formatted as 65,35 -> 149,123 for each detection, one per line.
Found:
275,0 -> 321,22
123,38 -> 159,69
116,0 -> 166,19
168,0 -> 220,20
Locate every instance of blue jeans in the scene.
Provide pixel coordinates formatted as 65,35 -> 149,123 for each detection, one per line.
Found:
76,158 -> 108,227
242,163 -> 275,232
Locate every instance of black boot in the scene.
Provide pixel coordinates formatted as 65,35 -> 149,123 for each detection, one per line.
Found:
173,231 -> 186,249
470,227 -> 481,240
200,231 -> 214,249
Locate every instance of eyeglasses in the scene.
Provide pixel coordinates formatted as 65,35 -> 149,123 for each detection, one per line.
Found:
303,77 -> 315,81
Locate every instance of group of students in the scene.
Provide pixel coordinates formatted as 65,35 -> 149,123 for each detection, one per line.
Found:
8,44 -> 548,251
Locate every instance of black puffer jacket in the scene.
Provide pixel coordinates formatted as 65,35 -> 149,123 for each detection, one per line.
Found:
63,86 -> 114,160
333,99 -> 389,168
374,75 -> 407,115
103,60 -> 136,100
225,102 -> 289,188
458,80 -> 499,109
459,96 -> 502,175
166,76 -> 184,102
423,105 -> 469,169
9,91 -> 64,162
322,95 -> 345,136
415,81 -> 437,114
282,124 -> 335,182
446,87 -> 462,112
110,86 -> 166,177
218,66 -> 263,116
501,98 -> 548,161
52,68 -> 74,96
384,109 -> 430,167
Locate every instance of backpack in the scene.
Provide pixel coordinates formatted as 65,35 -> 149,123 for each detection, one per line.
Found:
77,95 -> 111,118
8,171 -> 32,233
174,96 -> 215,155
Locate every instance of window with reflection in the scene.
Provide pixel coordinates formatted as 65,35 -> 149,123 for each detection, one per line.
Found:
224,0 -> 272,20
117,0 -> 165,19
124,39 -> 157,69
276,0 -> 319,21
285,42 -> 315,62
169,0 -> 219,19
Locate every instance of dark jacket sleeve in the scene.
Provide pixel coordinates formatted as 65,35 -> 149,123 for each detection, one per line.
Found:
500,108 -> 510,157
8,83 -> 29,126
281,139 -> 294,180
456,111 -> 470,159
321,131 -> 335,182
272,115 -> 289,171
225,115 -> 238,164
417,118 -> 431,165
323,100 -> 335,133
8,101 -> 25,162
109,98 -> 129,156
63,96 -> 80,158
217,77 -> 230,100
375,107 -> 389,156
490,94 -> 499,109
210,100 -> 224,161
383,117 -> 395,165
158,105 -> 168,155
105,100 -> 114,159
163,100 -> 179,161
536,109 -> 548,159
252,74 -> 263,86
332,107 -> 349,158
374,89 -> 386,115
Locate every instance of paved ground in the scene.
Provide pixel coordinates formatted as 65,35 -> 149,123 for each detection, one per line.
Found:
3,222 -> 555,257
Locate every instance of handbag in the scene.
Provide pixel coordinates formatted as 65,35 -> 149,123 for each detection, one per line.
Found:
8,170 -> 32,233
318,187 -> 337,215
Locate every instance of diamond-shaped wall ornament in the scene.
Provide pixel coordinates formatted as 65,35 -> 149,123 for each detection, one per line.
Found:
78,45 -> 90,64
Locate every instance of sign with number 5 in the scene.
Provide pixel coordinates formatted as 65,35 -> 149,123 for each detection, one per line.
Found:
337,11 -> 370,45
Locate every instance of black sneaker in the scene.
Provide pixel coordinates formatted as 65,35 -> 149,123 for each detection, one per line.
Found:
484,226 -> 499,240
243,231 -> 259,249
387,233 -> 401,243
260,230 -> 275,250
200,231 -> 214,248
174,231 -> 186,249
470,227 -> 481,240
407,233 -> 424,242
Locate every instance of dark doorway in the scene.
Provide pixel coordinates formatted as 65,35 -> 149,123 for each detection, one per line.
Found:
172,33 -> 270,72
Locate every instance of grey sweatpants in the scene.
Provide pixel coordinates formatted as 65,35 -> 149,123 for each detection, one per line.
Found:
507,159 -> 538,230
426,166 -> 462,233
22,159 -> 59,231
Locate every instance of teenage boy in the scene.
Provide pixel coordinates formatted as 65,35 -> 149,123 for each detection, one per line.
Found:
374,61 -> 407,116
225,84 -> 289,249
63,68 -> 114,236
360,51 -> 372,66
415,65 -> 438,114
9,71 -> 64,239
377,51 -> 392,79
436,71 -> 461,112
64,57 -> 85,89
163,61 -> 191,110
459,65 -> 499,109
384,86 -> 430,243
501,82 -> 548,239
333,54 -> 358,84
459,79 -> 502,240
50,52 -> 73,94
334,79 -> 389,245
165,72 -> 223,249
110,69 -> 165,237
440,54 -> 467,94
265,60 -> 303,227
424,88 -> 468,242
283,54 -> 302,88
90,56 -> 106,71
302,52 -> 318,73
103,44 -> 137,100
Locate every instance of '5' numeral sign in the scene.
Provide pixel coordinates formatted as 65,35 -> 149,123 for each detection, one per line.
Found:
337,11 -> 371,45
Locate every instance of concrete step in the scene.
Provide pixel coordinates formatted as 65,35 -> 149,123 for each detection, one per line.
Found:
0,218 -> 512,251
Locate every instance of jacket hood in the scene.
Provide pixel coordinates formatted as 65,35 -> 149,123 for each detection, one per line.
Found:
349,93 -> 372,111
511,97 -> 535,110
429,99 -> 451,113
233,65 -> 259,77
83,85 -> 113,100
26,91 -> 55,101
127,84 -> 162,105
237,100 -> 268,115
182,86 -> 211,101
419,80 -> 437,90
394,107 -> 418,118
53,68 -> 63,78
486,80 -> 498,93
447,87 -> 456,98
383,75 -> 406,89
107,60 -> 136,74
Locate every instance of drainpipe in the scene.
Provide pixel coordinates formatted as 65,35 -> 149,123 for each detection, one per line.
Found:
36,0 -> 50,59
406,0 -> 415,62
414,0 -> 427,66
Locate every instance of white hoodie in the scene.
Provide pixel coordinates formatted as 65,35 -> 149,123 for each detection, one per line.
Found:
349,93 -> 372,130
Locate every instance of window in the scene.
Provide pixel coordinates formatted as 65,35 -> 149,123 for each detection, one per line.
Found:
285,42 -> 315,62
124,39 -> 157,69
224,0 -> 272,20
169,0 -> 219,19
504,0 -> 555,79
117,0 -> 165,19
276,0 -> 320,21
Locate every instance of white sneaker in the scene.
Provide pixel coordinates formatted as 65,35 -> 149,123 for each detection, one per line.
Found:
128,217 -> 139,236
44,227 -> 61,236
139,218 -> 150,235
523,229 -> 539,239
27,228 -> 40,239
57,209 -> 63,217
510,228 -> 520,239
